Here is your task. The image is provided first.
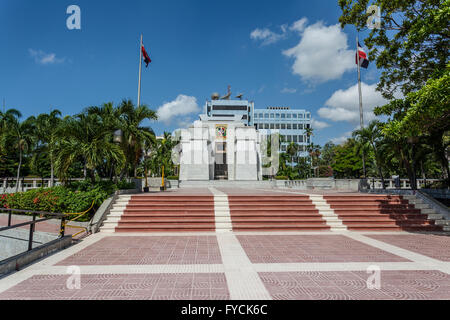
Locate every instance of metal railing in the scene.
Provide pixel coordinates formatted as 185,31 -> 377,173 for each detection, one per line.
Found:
0,209 -> 67,253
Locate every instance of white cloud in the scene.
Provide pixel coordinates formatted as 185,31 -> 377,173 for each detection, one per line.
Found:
318,82 -> 393,123
290,18 -> 308,33
157,95 -> 200,124
331,131 -> 353,145
29,49 -> 65,65
281,88 -> 297,94
250,26 -> 287,46
282,21 -> 354,83
311,119 -> 330,130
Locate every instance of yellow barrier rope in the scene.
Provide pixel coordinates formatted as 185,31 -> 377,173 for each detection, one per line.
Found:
62,200 -> 96,238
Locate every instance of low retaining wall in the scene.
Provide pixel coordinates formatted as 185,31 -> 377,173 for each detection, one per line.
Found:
281,178 -> 360,191
0,236 -> 72,277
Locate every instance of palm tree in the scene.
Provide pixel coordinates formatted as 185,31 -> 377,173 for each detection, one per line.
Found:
353,121 -> 386,189
29,110 -> 62,186
117,100 -> 157,178
8,116 -> 34,192
54,113 -> 126,183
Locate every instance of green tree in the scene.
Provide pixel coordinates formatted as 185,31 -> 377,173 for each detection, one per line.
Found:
353,121 -> 387,188
332,139 -> 364,179
54,113 -> 126,183
117,100 -> 157,178
28,110 -> 62,186
338,0 -> 449,99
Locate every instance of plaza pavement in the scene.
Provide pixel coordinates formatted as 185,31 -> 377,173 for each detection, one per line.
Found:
0,187 -> 449,300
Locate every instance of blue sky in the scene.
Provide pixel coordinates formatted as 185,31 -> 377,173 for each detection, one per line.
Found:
0,0 -> 387,145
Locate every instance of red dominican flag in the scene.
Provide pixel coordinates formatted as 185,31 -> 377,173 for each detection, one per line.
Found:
142,44 -> 152,68
356,42 -> 369,69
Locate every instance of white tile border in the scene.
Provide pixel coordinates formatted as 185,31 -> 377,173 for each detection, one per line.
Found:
209,188 -> 233,232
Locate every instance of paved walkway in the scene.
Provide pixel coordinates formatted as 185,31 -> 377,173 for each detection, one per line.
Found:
0,187 -> 449,300
0,230 -> 449,300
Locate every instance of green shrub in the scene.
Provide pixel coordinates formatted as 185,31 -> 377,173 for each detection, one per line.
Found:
275,176 -> 289,180
166,176 -> 179,181
0,180 -> 135,222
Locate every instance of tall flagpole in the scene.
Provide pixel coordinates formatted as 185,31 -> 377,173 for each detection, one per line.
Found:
356,35 -> 367,178
137,34 -> 143,108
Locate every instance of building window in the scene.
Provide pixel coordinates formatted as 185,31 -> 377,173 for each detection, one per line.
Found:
270,123 -> 275,129
281,145 -> 287,152
276,113 -> 280,119
287,124 -> 292,130
287,135 -> 292,142
259,113 -> 263,118
213,106 -> 248,111
299,124 -> 304,130
299,114 -> 303,119
265,124 -> 270,129
281,124 -> 286,129
299,136 -> 304,143
275,124 -> 280,129
287,114 -> 292,119
293,114 -> 297,119
254,114 -> 258,119
255,124 -> 258,129
306,124 -> 310,129
293,124 -> 298,130
270,113 -> 275,119
293,135 -> 298,143
281,114 -> 286,119
264,113 -> 269,119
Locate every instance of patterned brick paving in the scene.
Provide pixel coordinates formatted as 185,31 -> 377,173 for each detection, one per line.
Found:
260,270 -> 450,300
237,235 -> 409,263
56,236 -> 222,266
366,233 -> 450,261
0,273 -> 229,300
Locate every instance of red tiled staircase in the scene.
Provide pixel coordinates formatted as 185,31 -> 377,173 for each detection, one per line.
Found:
323,194 -> 443,231
115,195 -> 216,232
228,195 -> 330,231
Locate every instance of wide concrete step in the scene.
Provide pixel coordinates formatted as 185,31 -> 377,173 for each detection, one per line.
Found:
119,217 -> 215,223
337,213 -> 427,218
229,205 -> 317,210
130,196 -> 214,201
231,217 -> 327,222
230,212 -> 323,217
342,220 -> 434,226
125,205 -> 214,209
115,227 -> 216,232
230,209 -> 319,215
324,196 -> 403,200
347,225 -> 442,231
128,199 -> 214,204
232,223 -> 330,230
330,204 -> 416,208
117,222 -> 216,227
333,209 -> 421,214
124,209 -> 215,214
228,196 -> 310,201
